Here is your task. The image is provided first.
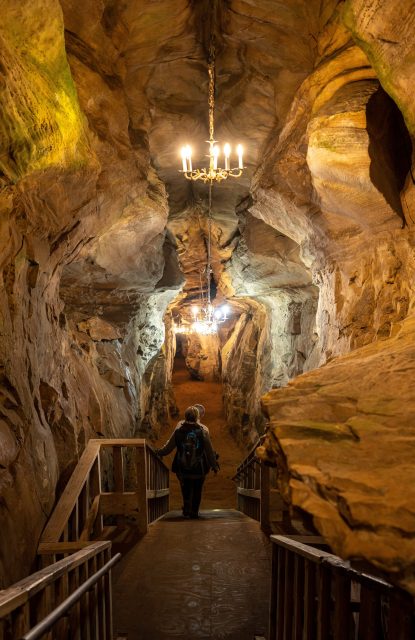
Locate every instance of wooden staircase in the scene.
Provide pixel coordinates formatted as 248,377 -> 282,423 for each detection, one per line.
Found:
0,439 -> 169,639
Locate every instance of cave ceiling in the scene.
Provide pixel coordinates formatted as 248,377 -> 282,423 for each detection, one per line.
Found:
57,0 -> 327,318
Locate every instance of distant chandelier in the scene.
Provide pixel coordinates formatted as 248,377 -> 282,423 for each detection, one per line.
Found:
179,41 -> 245,183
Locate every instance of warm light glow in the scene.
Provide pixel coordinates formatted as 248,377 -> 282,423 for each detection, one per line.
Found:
213,145 -> 219,170
237,144 -> 243,169
214,309 -> 222,319
181,147 -> 187,172
192,305 -> 199,317
224,143 -> 230,170
192,321 -> 217,335
186,145 -> 192,171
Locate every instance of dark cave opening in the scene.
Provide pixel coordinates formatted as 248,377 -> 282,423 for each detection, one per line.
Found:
366,86 -> 413,225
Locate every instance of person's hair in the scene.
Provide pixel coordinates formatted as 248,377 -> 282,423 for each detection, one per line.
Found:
184,406 -> 199,423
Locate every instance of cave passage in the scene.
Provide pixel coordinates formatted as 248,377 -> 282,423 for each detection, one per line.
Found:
155,350 -> 245,512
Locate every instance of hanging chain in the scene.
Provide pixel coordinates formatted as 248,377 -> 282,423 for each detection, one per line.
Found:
208,40 -> 215,143
206,179 -> 213,306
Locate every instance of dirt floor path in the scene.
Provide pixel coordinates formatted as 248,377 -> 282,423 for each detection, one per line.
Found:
155,357 -> 246,511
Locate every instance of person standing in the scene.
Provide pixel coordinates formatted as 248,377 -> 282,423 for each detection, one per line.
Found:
156,405 -> 219,518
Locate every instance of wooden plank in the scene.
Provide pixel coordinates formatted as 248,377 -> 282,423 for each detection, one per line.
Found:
79,559 -> 90,640
281,536 -> 326,546
91,457 -> 103,538
283,550 -> 294,640
113,447 -> 124,492
96,552 -> 106,640
146,488 -> 170,500
88,557 -> 98,639
388,592 -> 415,639
38,542 -> 95,554
80,495 -> 101,541
11,601 -> 30,637
54,573 -> 69,639
237,487 -> 261,499
41,441 -> 101,543
358,585 -> 381,640
104,547 -> 113,640
135,447 -> 148,535
292,555 -> 304,640
271,536 -> 334,563
260,463 -> 270,533
317,565 -> 331,640
68,567 -> 81,640
333,572 -> 351,640
269,541 -> 279,640
303,561 -> 316,640
276,547 -> 286,640
99,492 -> 138,516
92,439 -> 145,446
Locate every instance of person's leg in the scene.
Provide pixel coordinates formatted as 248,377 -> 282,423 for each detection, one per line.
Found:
180,476 -> 192,516
190,477 -> 205,518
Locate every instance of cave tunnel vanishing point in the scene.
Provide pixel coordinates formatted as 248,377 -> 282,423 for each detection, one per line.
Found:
1,0 -> 415,637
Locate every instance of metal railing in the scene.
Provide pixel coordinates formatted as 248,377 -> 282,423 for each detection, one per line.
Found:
269,535 -> 415,640
38,438 -> 169,560
0,542 -> 118,640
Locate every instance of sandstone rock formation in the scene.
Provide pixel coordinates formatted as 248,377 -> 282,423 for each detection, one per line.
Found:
1,0 -> 415,598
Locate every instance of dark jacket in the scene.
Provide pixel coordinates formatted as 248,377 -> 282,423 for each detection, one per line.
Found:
158,420 -> 219,477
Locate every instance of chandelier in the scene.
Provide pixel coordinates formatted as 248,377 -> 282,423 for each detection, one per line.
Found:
175,37 -> 244,336
179,42 -> 245,183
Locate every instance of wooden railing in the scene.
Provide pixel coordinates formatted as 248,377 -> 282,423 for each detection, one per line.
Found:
269,535 -> 415,640
0,542 -> 118,640
233,439 -> 287,533
39,439 -> 169,558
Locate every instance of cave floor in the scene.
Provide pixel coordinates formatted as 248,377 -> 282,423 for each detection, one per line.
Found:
112,509 -> 270,639
155,357 -> 246,511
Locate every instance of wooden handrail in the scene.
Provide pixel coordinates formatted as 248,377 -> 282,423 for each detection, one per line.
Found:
0,542 -> 114,639
21,552 -> 121,640
233,437 -> 283,532
40,438 -> 170,555
269,535 -> 415,639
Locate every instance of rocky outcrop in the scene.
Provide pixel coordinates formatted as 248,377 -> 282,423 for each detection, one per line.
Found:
259,314 -> 415,594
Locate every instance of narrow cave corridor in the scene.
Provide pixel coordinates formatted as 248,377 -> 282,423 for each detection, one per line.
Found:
1,0 -> 415,638
155,345 -> 245,511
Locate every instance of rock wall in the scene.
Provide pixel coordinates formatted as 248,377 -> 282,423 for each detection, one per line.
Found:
259,314 -> 415,595
0,0 -> 182,586
254,0 -> 415,592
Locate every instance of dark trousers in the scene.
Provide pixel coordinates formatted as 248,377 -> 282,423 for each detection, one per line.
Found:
179,476 -> 205,516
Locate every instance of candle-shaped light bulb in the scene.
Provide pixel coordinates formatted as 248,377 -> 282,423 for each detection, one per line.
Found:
213,145 -> 219,170
224,143 -> 231,170
186,145 -> 192,172
237,144 -> 243,169
192,305 -> 199,317
181,147 -> 188,172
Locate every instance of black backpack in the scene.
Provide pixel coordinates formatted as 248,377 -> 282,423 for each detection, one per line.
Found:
176,423 -> 204,474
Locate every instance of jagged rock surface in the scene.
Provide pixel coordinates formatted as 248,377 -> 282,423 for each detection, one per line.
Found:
259,315 -> 415,594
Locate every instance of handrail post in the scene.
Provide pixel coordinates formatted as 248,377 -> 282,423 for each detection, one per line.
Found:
135,445 -> 148,535
260,462 -> 270,533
